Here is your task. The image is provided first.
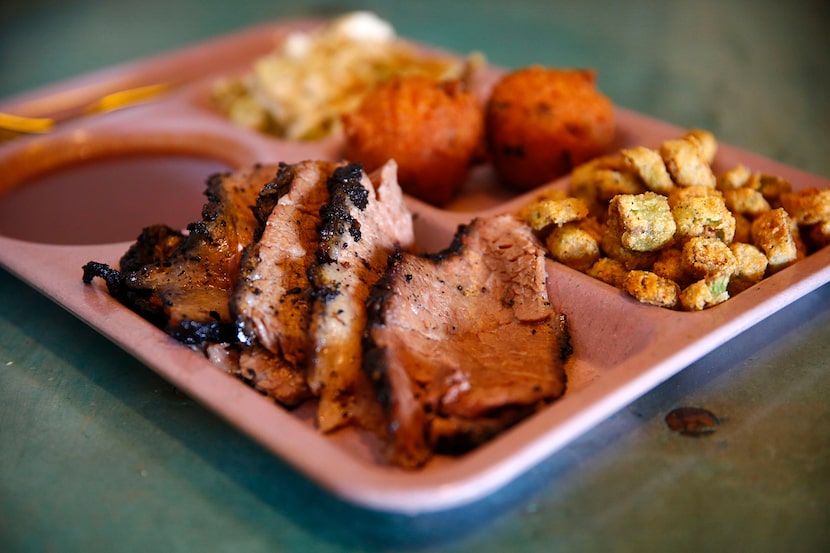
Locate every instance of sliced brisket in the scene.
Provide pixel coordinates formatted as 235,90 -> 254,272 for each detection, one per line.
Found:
364,214 -> 570,468
83,164 -> 278,345
82,158 -> 572,468
307,160 -> 415,432
229,161 -> 338,405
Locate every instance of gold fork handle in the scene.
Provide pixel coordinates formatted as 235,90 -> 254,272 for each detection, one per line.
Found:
0,83 -> 171,135
0,112 -> 54,134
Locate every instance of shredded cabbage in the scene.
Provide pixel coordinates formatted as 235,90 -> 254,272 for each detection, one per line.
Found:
212,12 -> 476,141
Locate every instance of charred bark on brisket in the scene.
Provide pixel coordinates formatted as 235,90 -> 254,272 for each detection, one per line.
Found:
230,160 -> 338,406
82,164 -> 276,346
306,160 -> 414,432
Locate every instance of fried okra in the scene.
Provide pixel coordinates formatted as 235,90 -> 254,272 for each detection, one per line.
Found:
568,158 -> 612,219
486,66 -> 615,190
520,197 -> 589,231
732,212 -> 753,244
722,187 -> 771,218
568,153 -> 652,219
607,192 -> 676,251
717,164 -> 752,191
652,247 -> 693,288
728,242 -> 769,294
683,129 -> 718,165
682,237 -> 737,285
623,270 -> 680,308
807,220 -> 830,249
621,146 -> 675,195
780,187 -> 830,225
594,166 -> 647,202
342,75 -> 484,205
587,257 -> 628,288
659,137 -> 716,188
666,184 -> 721,209
679,279 -> 729,311
528,187 -> 570,202
755,174 -> 792,208
672,195 -> 736,244
520,127 -> 826,312
680,237 -> 736,312
751,208 -> 804,272
546,221 -> 602,271
600,227 -> 658,270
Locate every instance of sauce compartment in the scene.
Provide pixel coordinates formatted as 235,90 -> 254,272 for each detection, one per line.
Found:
0,110 -> 265,245
0,148 -> 230,245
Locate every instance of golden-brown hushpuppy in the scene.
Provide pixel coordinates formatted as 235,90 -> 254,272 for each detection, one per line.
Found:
342,75 -> 484,205
486,66 -> 615,190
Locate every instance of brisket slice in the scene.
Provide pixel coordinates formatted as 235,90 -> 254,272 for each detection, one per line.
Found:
364,214 -> 571,468
229,160 -> 338,405
307,160 -> 415,432
82,164 -> 277,345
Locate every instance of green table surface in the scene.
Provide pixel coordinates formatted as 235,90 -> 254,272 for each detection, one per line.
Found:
1,1 -> 829,551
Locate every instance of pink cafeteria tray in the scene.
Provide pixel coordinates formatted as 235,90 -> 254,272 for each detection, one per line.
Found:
1,18 -> 829,514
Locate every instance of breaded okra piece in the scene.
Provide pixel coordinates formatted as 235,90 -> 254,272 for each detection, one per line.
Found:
568,156 -> 619,219
682,237 -> 738,284
728,242 -> 769,294
671,194 -> 736,244
520,197 -> 589,231
717,164 -> 752,191
600,226 -> 658,270
659,137 -> 716,188
623,270 -> 680,308
679,279 -> 729,311
753,173 -> 792,208
586,257 -> 628,288
683,129 -> 718,165
595,168 -> 646,202
751,208 -> 803,272
607,191 -> 676,252
780,187 -> 830,225
546,221 -> 601,272
652,247 -> 693,288
807,220 -> 830,249
531,188 -> 570,202
722,187 -> 771,218
667,184 -> 721,209
732,212 -> 753,244
621,146 -> 675,195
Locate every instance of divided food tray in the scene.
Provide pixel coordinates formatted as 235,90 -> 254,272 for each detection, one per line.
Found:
1,18 -> 828,514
